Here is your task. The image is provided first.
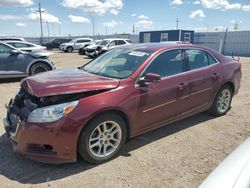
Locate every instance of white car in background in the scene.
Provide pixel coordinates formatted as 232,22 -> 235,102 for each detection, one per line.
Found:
0,37 -> 25,42
85,38 -> 131,58
5,41 -> 47,53
59,38 -> 93,53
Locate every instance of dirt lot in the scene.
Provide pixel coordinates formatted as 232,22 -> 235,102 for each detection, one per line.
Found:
0,52 -> 249,188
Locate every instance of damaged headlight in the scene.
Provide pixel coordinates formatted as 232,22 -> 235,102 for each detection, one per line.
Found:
28,100 -> 79,123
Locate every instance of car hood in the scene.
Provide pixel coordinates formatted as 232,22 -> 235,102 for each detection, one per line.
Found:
21,68 -> 120,97
86,44 -> 99,50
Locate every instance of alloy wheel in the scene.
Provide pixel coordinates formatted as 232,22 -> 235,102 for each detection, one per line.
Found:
217,88 -> 231,113
88,121 -> 122,158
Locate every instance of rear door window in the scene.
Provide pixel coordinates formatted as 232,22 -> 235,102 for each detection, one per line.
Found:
13,42 -> 32,48
186,49 -> 209,70
117,40 -> 126,45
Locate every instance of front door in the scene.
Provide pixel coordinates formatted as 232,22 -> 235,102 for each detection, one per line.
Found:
135,49 -> 190,133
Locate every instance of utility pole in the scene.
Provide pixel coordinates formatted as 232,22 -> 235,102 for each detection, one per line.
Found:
133,25 -> 135,34
58,23 -> 61,36
92,16 -> 95,37
37,3 -> 44,44
46,21 -> 50,37
105,26 -> 108,36
176,18 -> 179,30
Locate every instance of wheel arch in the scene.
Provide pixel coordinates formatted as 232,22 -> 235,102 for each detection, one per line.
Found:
26,59 -> 54,74
220,81 -> 235,95
66,46 -> 74,51
76,109 -> 131,154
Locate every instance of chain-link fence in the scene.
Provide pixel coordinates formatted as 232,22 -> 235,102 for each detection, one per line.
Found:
194,31 -> 250,57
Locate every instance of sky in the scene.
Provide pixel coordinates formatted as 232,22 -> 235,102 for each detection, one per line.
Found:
0,0 -> 250,37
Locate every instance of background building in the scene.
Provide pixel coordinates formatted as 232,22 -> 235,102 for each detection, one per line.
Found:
139,30 -> 194,43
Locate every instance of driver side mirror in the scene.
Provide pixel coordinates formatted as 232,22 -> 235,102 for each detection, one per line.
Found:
10,49 -> 20,56
138,73 -> 161,86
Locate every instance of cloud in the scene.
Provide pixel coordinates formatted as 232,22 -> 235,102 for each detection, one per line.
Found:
104,20 -> 119,27
242,5 -> 250,11
27,12 -> 60,23
0,14 -> 23,20
16,23 -> 26,27
138,15 -> 148,20
189,9 -> 205,18
135,15 -> 153,29
200,0 -> 241,10
136,19 -> 153,28
170,0 -> 183,6
131,13 -> 136,17
61,0 -> 123,16
193,0 -> 200,4
68,15 -> 90,23
0,0 -> 33,6
110,9 -> 119,15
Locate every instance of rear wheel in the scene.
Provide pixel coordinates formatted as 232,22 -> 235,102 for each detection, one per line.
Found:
78,113 -> 127,164
29,62 -> 51,75
66,46 -> 73,53
209,85 -> 233,116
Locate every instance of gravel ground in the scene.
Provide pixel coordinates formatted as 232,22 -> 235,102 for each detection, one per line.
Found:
0,51 -> 249,188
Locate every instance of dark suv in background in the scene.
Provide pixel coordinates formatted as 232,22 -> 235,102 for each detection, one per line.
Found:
42,38 -> 71,50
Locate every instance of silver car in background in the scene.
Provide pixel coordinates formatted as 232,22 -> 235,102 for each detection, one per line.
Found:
59,38 -> 93,53
4,41 -> 48,53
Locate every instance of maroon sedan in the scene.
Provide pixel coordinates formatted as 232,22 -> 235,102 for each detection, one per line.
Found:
3,43 -> 241,164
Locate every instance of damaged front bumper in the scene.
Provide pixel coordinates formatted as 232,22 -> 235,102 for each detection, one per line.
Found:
3,92 -> 83,164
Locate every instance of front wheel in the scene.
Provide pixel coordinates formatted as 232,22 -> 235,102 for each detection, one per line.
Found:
209,85 -> 233,116
29,62 -> 51,75
78,113 -> 127,164
66,46 -> 73,53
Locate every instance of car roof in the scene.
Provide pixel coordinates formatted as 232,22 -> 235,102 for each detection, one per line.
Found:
74,38 -> 93,40
103,38 -> 129,41
119,43 -> 213,52
0,37 -> 25,41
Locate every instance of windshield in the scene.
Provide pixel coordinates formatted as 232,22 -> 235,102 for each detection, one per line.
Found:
69,39 -> 77,43
98,40 -> 110,46
82,48 -> 152,79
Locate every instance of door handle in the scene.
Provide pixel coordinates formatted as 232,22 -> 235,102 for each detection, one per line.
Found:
178,83 -> 185,90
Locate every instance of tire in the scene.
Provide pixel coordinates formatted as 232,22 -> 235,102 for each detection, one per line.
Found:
209,85 -> 233,116
78,113 -> 127,164
66,46 -> 74,53
29,62 -> 51,75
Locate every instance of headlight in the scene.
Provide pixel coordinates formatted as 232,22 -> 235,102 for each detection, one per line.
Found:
28,100 -> 78,123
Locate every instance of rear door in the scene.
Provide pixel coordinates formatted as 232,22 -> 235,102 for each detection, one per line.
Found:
135,49 -> 190,131
75,39 -> 91,49
184,49 -> 220,111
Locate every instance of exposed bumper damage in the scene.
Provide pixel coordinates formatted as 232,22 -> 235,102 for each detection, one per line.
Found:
3,86 -> 113,163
